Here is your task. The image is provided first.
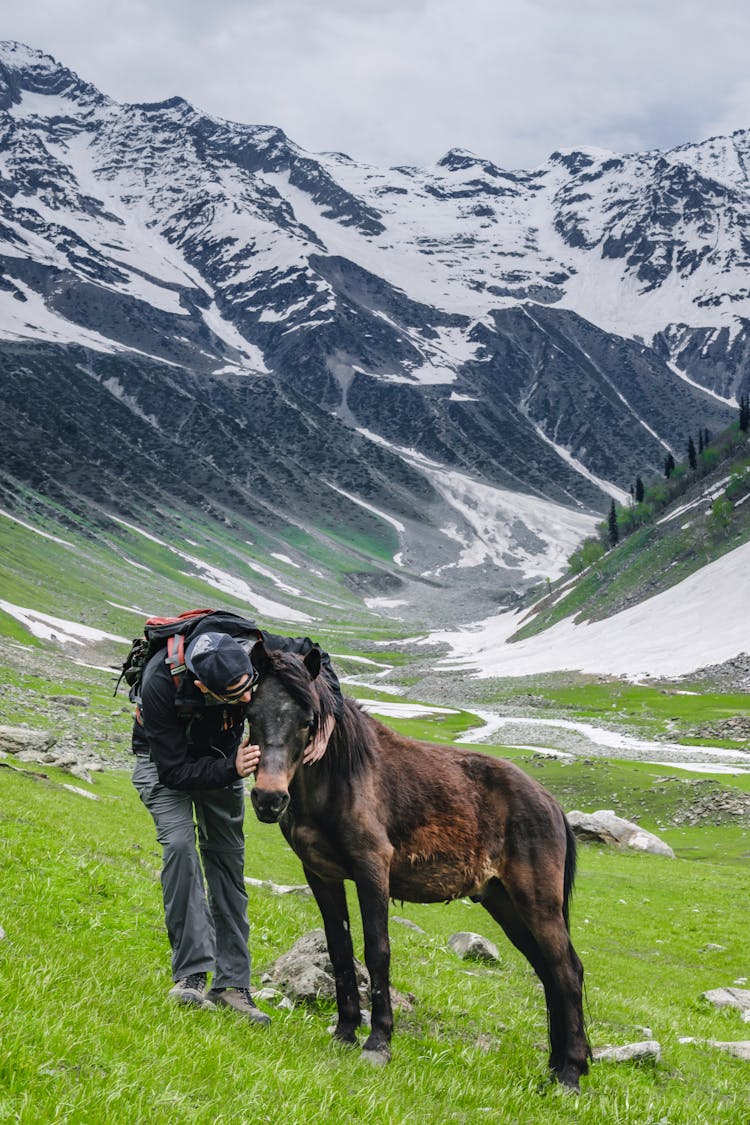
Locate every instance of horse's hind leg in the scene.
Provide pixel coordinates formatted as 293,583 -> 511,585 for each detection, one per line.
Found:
304,867 -> 361,1044
481,877 -> 589,1089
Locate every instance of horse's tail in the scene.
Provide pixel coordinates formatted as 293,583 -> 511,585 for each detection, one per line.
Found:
562,814 -> 577,932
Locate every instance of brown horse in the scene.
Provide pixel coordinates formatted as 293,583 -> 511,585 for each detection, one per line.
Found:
248,643 -> 591,1089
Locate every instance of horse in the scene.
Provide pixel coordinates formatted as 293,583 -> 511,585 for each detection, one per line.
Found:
247,642 -> 591,1090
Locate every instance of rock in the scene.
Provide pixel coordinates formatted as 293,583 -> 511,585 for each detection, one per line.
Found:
15,750 -> 51,764
0,923 -> 5,940
62,784 -> 99,801
704,943 -> 726,952
68,764 -> 93,783
0,725 -> 56,755
593,1040 -> 661,1063
49,695 -> 89,707
245,876 -> 312,897
679,1037 -> 750,1061
567,810 -> 675,857
448,932 -> 500,962
393,916 -> 426,933
703,987 -> 750,1013
266,930 -> 415,1011
253,987 -> 293,1009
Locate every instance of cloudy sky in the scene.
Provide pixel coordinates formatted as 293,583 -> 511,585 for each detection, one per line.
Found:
4,0 -> 750,170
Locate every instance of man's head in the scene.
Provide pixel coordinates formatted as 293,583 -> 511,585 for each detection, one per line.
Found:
185,632 -> 255,703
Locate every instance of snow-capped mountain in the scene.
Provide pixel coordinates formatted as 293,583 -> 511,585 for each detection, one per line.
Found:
0,41 -> 744,621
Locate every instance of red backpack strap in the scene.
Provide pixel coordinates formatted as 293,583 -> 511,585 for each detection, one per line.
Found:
165,634 -> 188,686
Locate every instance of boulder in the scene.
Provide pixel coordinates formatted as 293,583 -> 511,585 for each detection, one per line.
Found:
448,931 -> 500,962
265,929 -> 414,1011
703,987 -> 750,1013
0,725 -> 56,755
567,810 -> 675,857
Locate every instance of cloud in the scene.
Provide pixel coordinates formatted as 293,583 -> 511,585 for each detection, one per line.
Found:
4,0 -> 750,168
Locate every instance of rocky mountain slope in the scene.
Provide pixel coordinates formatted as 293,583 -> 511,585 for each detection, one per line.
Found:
0,41 -> 746,622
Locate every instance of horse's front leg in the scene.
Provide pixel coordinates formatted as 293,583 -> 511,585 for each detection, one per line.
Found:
355,863 -> 393,1065
303,866 -> 361,1045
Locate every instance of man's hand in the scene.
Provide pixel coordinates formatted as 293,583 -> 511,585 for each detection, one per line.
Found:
303,714 -> 335,765
236,737 -> 261,778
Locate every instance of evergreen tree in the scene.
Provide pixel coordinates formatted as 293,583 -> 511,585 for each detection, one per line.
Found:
664,452 -> 675,479
687,435 -> 698,471
704,427 -> 711,448
740,394 -> 750,434
635,476 -> 645,503
698,430 -> 704,454
607,499 -> 619,547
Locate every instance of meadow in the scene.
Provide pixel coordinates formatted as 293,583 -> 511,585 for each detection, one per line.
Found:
1,509 -> 749,1123
1,723 -> 748,1124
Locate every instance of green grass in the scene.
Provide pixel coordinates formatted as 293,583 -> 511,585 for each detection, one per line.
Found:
1,756 -> 749,1125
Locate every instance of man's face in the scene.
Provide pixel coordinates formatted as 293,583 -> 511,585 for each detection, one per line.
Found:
194,675 -> 254,705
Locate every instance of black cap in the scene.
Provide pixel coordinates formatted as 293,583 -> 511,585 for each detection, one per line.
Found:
185,632 -> 254,700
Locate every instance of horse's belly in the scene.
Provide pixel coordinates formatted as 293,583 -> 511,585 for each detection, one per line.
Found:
388,854 -> 494,904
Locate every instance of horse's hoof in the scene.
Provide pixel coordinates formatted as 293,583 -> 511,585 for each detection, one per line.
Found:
361,1047 -> 391,1067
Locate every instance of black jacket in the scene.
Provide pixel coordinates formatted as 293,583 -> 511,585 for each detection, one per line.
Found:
135,627 -> 342,791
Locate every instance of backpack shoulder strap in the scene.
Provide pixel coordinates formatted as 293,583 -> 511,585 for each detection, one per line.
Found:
165,633 -> 188,687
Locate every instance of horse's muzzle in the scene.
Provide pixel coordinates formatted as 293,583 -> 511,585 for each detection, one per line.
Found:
250,786 -> 290,823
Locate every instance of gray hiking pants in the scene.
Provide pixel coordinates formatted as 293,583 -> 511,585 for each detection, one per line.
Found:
132,756 -> 251,987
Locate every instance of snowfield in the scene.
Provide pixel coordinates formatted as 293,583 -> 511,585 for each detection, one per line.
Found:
424,539 -> 750,680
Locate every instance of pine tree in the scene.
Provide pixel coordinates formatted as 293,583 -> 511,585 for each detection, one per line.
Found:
664,452 -> 676,479
687,435 -> 697,471
607,500 -> 619,547
704,427 -> 711,448
698,430 -> 704,454
740,394 -> 750,434
635,477 -> 645,503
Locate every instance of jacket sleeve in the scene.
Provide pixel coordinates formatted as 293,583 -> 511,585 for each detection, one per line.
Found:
262,632 -> 344,717
140,664 -> 241,791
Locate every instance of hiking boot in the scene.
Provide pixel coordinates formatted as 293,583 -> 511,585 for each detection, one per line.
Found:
207,987 -> 271,1026
168,972 -> 213,1008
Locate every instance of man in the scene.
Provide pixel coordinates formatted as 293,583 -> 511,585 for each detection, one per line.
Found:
131,621 -> 339,1023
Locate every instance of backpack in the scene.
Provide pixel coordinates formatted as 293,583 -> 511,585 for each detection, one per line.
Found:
114,608 -> 261,698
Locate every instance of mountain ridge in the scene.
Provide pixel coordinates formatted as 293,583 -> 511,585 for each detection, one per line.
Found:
0,40 -> 747,623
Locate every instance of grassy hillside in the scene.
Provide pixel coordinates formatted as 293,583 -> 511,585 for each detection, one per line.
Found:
1,742 -> 749,1125
513,425 -> 750,643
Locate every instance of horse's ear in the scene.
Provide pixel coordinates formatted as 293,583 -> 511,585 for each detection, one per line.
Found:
304,646 -> 322,680
250,640 -> 271,676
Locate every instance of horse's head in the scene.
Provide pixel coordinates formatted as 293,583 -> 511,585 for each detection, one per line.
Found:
247,641 -> 322,823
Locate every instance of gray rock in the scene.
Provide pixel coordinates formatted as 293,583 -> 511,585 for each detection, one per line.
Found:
15,750 -> 50,764
393,916 -> 426,933
0,726 -> 56,755
703,987 -> 750,1012
244,876 -> 312,897
0,923 -> 5,940
49,695 -> 89,707
448,931 -> 500,962
567,810 -> 675,857
593,1040 -> 661,1063
679,1037 -> 750,1060
266,929 -> 414,1011
68,764 -> 93,783
61,784 -> 99,801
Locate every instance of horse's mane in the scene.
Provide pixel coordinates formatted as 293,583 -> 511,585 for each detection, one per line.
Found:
263,649 -> 377,780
